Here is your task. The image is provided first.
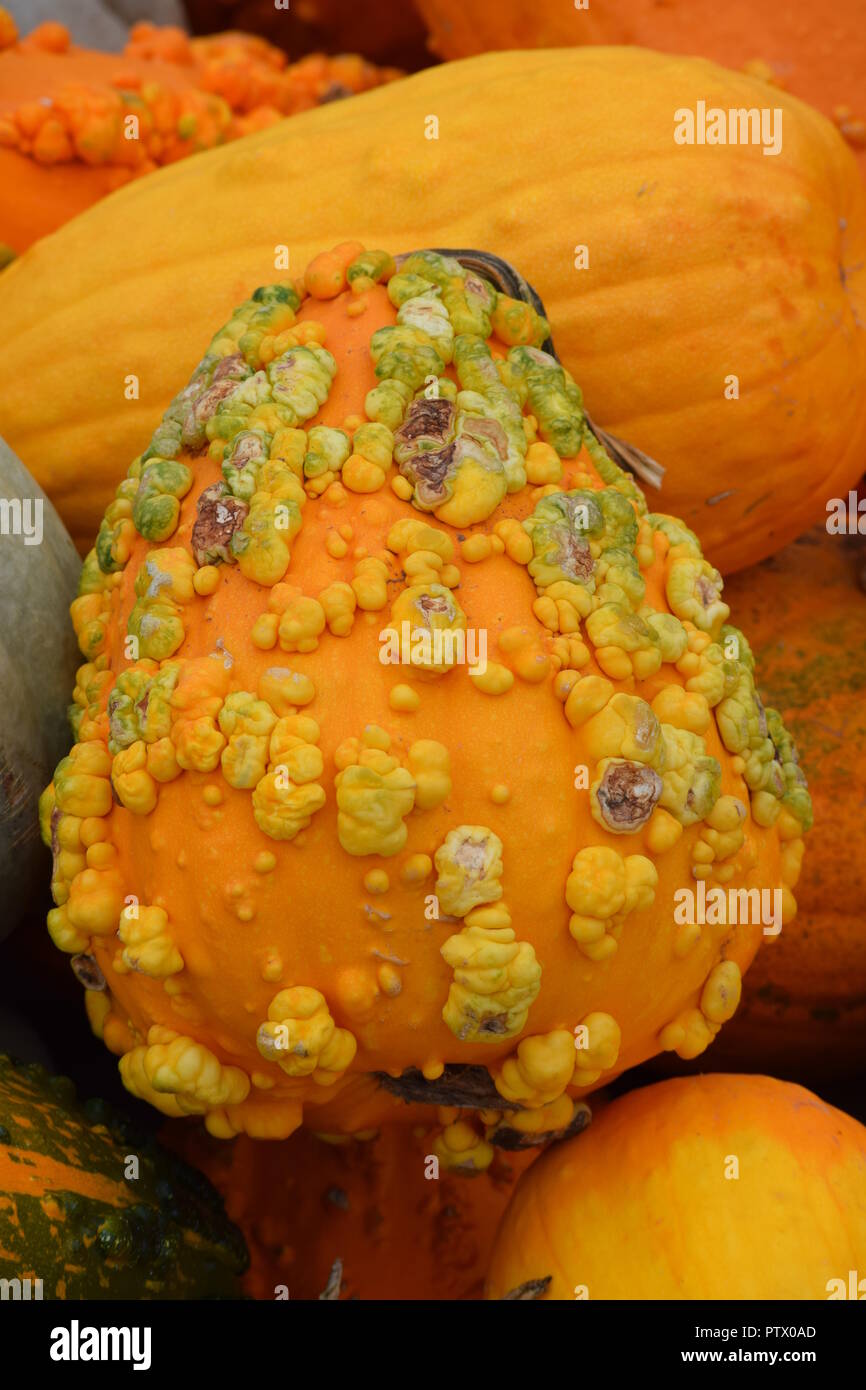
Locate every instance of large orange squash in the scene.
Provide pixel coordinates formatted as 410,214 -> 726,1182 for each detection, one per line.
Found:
485,1074 -> 866,1300
0,13 -> 399,254
172,1121 -> 537,1299
1,47 -> 864,569
416,0 -> 866,176
705,526 -> 866,1079
39,244 -> 810,1145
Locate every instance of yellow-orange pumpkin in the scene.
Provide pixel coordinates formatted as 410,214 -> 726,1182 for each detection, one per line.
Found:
416,0 -> 866,175
39,244 -> 810,1145
485,1073 -> 866,1300
0,13 -> 399,255
1,48 -> 863,570
706,526 -> 866,1078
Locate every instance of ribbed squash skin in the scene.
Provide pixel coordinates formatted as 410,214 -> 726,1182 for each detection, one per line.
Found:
0,1054 -> 247,1298
416,0 -> 866,174
173,1123 -> 536,1300
1,47 -> 864,569
38,244 -> 811,1148
485,1074 -> 866,1300
709,528 -> 866,1077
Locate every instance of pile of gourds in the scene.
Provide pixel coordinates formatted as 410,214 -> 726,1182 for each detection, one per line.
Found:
1,2 -> 865,1303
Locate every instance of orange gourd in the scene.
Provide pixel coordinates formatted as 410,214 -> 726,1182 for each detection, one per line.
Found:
1,47 -> 863,571
171,1121 -> 537,1299
38,244 -> 811,1148
0,12 -> 399,255
415,0 -> 866,176
485,1073 -> 866,1300
706,526 -> 866,1078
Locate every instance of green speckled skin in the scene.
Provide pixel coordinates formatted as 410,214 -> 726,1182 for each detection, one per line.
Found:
0,1055 -> 247,1299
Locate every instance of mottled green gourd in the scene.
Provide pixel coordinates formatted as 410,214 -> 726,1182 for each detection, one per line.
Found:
0,1054 -> 247,1299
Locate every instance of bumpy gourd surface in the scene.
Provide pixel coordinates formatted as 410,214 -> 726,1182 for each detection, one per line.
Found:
0,1054 -> 246,1298
0,14 -> 399,255
41,246 -> 812,1152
